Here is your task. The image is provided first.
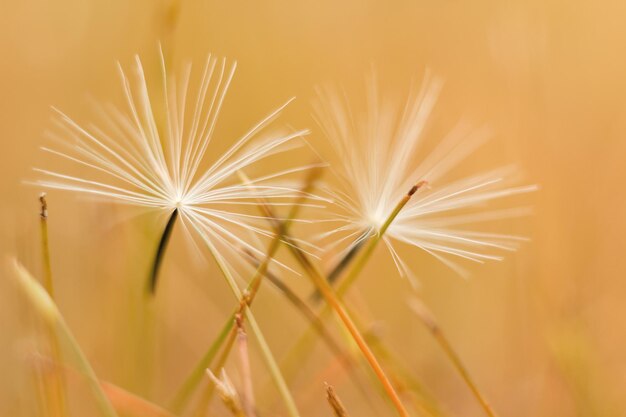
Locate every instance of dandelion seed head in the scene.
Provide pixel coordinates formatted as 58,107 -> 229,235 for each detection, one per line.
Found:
313,71 -> 537,281
34,47 -> 323,274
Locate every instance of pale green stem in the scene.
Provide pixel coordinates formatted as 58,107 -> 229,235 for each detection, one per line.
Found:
170,168 -> 320,413
205,244 -> 301,417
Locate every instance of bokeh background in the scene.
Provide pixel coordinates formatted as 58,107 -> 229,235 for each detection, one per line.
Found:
1,1 -> 625,416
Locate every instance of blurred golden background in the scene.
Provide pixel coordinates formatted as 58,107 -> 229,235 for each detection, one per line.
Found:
1,0 -> 625,416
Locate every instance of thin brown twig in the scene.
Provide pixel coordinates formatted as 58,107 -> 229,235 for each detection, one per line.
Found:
206,369 -> 245,417
325,383 -> 350,417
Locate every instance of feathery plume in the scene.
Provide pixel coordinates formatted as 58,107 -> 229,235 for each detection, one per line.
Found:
35,48 -> 322,292
312,72 -> 537,283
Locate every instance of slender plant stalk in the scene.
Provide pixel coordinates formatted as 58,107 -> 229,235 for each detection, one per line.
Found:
294,253 -> 410,417
275,181 -> 429,415
12,259 -> 119,417
209,251 -> 379,416
39,194 -> 54,295
169,168 -> 321,413
279,181 -> 428,370
248,190 -> 409,415
249,180 -> 430,417
325,383 -> 350,417
148,208 -> 178,294
280,297 -> 443,417
409,299 -> 497,417
208,245 -> 301,417
235,314 -> 257,417
38,193 -> 69,417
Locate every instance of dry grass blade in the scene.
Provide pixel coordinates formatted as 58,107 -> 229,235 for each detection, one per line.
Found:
325,383 -> 350,417
408,298 -> 497,417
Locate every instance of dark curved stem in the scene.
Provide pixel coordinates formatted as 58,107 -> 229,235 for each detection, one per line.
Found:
148,208 -> 178,294
309,232 -> 368,303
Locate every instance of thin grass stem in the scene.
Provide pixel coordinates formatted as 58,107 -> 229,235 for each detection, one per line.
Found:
205,230 -> 300,417
38,194 -> 69,417
297,255 -> 410,417
39,194 -> 54,296
169,168 -> 320,414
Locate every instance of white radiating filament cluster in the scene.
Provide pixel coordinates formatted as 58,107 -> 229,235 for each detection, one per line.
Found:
36,50 -> 325,273
312,74 -> 537,283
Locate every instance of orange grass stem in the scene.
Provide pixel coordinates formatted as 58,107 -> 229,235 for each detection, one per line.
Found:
297,253 -> 410,417
260,180 -> 430,417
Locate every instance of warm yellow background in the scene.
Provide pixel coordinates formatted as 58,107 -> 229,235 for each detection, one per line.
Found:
1,1 -> 625,416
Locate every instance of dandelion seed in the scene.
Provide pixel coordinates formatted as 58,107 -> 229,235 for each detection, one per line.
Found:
35,48 -> 323,293
312,72 -> 537,285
